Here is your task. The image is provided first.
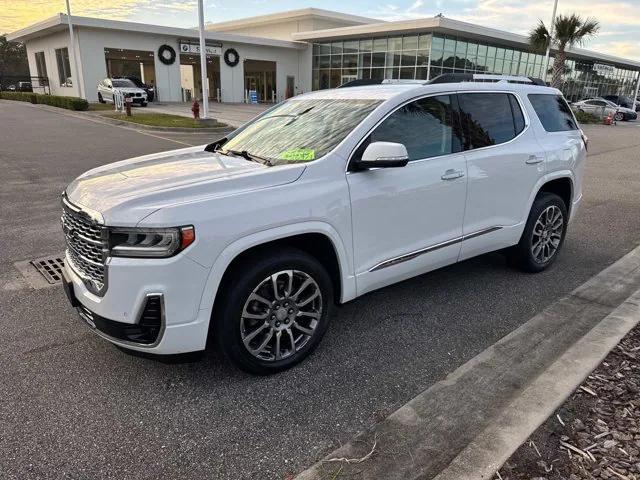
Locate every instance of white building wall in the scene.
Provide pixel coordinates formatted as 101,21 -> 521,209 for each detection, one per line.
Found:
75,27 -> 183,102
220,41 -> 310,102
23,26 -> 311,103
25,30 -> 80,97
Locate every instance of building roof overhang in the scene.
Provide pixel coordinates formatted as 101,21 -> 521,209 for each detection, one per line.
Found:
205,7 -> 380,32
7,13 -> 308,50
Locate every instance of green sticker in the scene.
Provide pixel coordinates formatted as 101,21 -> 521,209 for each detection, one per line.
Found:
279,148 -> 316,161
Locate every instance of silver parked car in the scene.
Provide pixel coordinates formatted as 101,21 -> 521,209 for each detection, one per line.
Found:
572,98 -> 637,121
97,78 -> 148,106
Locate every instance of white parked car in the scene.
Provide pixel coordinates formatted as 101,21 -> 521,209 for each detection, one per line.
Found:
97,78 -> 148,106
62,75 -> 586,374
572,98 -> 638,121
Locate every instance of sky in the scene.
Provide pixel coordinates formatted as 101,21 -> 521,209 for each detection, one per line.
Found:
2,0 -> 639,61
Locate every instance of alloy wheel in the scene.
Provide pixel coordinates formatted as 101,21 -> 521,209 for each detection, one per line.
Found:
531,205 -> 564,264
240,270 -> 323,362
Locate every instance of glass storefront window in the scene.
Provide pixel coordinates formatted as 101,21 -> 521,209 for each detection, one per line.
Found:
343,54 -> 358,68
359,52 -> 372,68
343,40 -> 358,53
418,35 -> 431,51
312,33 -> 639,97
388,37 -> 403,51
359,39 -> 373,52
373,38 -> 387,51
432,35 -> 444,51
386,52 -> 402,68
401,51 -> 417,67
444,37 -> 456,52
403,36 -> 418,50
372,52 -> 386,67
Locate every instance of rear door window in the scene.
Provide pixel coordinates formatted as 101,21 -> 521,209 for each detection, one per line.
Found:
458,93 -> 523,149
528,94 -> 578,132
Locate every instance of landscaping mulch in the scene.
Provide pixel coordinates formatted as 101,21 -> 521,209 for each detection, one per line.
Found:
497,325 -> 640,480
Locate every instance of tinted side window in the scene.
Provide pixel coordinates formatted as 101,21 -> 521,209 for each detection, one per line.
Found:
369,95 -> 462,161
509,95 -> 526,136
528,94 -> 578,132
458,93 -> 519,149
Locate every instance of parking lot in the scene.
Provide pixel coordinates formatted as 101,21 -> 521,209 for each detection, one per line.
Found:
1,101 -> 639,480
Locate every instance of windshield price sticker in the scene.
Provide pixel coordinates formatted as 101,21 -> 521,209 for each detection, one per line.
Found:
279,148 -> 316,161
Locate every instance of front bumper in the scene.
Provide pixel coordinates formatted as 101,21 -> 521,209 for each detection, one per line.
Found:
62,250 -> 212,354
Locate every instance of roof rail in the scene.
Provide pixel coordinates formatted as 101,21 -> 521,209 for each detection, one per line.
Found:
428,73 -> 547,86
337,78 -> 383,88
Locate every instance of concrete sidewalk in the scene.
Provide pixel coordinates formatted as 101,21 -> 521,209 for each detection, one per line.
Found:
144,101 -> 270,127
296,246 -> 640,480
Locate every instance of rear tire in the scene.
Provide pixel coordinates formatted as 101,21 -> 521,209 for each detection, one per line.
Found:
508,192 -> 568,272
214,247 -> 333,375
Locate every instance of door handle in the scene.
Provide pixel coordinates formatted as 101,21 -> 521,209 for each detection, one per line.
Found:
441,169 -> 465,180
526,155 -> 544,165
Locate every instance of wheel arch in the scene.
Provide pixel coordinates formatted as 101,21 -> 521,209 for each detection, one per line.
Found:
197,222 -> 355,316
537,176 -> 573,216
528,172 -> 575,220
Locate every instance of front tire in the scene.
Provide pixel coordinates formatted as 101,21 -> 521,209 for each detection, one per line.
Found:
509,193 -> 568,272
615,112 -> 624,122
214,248 -> 333,374
97,92 -> 105,103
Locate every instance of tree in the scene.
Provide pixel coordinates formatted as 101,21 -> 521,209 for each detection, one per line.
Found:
0,34 -> 29,77
528,14 -> 599,89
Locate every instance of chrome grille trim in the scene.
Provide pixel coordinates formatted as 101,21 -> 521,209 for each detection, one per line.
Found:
61,195 -> 109,295
368,226 -> 503,272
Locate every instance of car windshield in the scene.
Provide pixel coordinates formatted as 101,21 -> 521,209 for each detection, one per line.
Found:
221,98 -> 382,165
112,79 -> 136,88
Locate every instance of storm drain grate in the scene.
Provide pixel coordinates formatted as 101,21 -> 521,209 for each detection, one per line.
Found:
30,256 -> 65,284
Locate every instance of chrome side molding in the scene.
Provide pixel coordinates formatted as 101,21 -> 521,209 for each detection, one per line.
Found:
369,226 -> 503,272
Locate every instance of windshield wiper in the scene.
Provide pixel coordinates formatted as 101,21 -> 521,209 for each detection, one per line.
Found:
223,149 -> 273,166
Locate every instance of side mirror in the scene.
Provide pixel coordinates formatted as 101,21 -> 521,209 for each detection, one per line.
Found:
355,142 -> 409,169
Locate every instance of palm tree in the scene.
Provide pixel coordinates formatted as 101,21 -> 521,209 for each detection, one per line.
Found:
529,14 -> 599,89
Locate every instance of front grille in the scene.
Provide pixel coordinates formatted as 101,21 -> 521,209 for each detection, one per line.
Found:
61,198 -> 108,295
135,93 -> 141,97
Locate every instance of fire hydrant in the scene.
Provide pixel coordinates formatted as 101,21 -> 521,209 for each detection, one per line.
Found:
191,99 -> 200,119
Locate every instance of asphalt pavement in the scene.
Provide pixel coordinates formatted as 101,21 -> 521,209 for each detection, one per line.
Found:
1,101 -> 639,480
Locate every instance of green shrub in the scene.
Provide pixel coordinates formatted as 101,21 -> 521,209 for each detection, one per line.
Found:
573,109 -> 600,124
0,91 -> 88,111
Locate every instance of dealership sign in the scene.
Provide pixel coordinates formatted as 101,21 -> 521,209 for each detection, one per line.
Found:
179,43 -> 222,56
593,63 -> 615,75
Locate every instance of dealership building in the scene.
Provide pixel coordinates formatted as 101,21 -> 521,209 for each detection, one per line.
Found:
8,8 -> 640,104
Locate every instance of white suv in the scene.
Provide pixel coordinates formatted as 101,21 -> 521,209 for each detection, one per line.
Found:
61,76 -> 586,374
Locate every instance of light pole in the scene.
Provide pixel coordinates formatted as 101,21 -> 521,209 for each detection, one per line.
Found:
542,0 -> 559,84
197,0 -> 209,118
65,0 -> 83,98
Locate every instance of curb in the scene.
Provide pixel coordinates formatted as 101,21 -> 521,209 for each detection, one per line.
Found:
295,245 -> 640,480
434,288 -> 640,480
87,113 -> 232,133
0,100 -> 233,133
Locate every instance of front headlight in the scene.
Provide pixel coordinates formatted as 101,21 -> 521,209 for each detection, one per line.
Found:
109,226 -> 195,258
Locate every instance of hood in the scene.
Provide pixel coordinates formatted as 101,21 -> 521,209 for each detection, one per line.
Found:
65,146 -> 306,225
